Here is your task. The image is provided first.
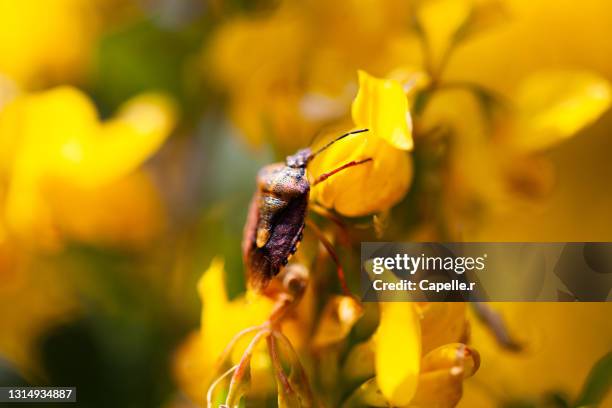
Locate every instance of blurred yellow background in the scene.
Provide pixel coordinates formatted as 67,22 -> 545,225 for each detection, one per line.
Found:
0,0 -> 610,407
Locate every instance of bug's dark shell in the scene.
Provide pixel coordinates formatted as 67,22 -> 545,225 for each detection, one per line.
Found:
242,163 -> 309,290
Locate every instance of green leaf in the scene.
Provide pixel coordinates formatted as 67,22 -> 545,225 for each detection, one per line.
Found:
574,351 -> 612,407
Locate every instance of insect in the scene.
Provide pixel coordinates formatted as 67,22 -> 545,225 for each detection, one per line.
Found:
242,129 -> 372,293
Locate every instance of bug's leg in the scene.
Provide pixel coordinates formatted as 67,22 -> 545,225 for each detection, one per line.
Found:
312,158 -> 373,186
309,203 -> 351,246
310,203 -> 345,229
306,219 -> 351,296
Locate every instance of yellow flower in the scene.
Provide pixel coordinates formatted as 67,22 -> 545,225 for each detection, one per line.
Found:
207,1 -> 423,153
416,0 -> 507,74
352,70 -> 414,151
375,303 -> 421,405
173,258 -> 276,404
461,303 -> 612,407
174,259 -> 315,406
345,261 -> 474,406
0,86 -> 177,246
312,295 -> 363,349
418,68 -> 611,239
46,170 -> 166,247
310,70 -> 414,217
0,0 -> 100,87
208,4 -> 313,150
344,302 -> 478,407
508,70 -> 611,152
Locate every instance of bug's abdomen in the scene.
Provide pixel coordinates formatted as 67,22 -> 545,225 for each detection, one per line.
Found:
242,163 -> 310,290
255,193 -> 289,248
264,193 -> 308,266
243,193 -> 309,290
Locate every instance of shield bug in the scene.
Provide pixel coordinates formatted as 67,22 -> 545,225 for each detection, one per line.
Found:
242,129 -> 372,293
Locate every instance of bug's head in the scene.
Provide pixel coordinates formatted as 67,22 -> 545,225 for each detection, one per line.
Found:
286,129 -> 369,169
286,148 -> 312,168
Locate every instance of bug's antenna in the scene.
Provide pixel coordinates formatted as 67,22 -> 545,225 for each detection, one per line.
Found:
308,128 -> 369,162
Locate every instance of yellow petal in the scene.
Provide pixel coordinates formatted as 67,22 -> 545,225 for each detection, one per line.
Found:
47,170 -> 166,247
416,0 -> 471,69
463,303 -> 612,407
410,343 -> 479,407
0,0 -> 99,86
194,258 -> 275,396
208,5 -> 311,150
410,370 -> 463,408
460,0 -> 508,41
172,331 -> 210,404
2,87 -> 177,189
312,295 -> 364,349
197,257 -> 229,330
352,70 -> 413,151
310,135 -> 413,217
0,89 -> 97,210
69,92 -> 178,187
347,377 -> 389,407
343,339 -> 376,381
309,70 -> 415,216
375,302 -> 421,406
421,343 -> 480,378
0,87 -> 177,241
419,303 -> 468,355
1,86 -> 98,165
513,70 -> 611,151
